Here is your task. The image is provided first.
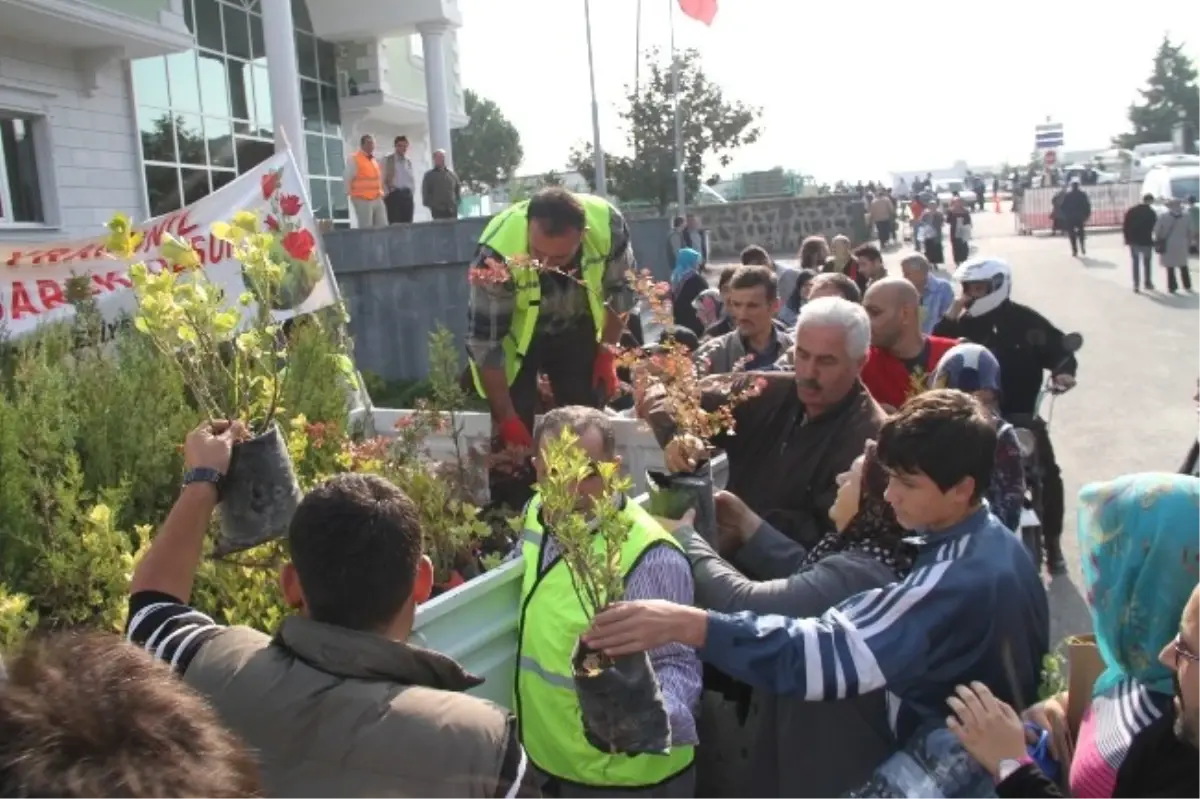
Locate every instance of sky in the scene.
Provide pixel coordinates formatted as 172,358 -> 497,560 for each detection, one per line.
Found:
456,0 -> 1197,183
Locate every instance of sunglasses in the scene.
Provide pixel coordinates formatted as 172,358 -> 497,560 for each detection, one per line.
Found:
1172,633 -> 1199,664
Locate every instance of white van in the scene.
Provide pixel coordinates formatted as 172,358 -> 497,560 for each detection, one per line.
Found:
1142,164 -> 1200,203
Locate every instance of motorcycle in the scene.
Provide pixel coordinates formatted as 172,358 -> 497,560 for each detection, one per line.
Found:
1009,332 -> 1083,568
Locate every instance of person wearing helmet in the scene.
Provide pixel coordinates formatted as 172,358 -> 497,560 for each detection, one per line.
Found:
931,343 -> 1027,533
933,257 -> 1078,575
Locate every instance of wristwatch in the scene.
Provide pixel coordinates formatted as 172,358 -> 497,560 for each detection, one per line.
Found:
182,467 -> 224,496
995,755 -> 1034,783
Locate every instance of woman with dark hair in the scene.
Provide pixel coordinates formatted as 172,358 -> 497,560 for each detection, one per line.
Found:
797,235 -> 830,271
663,442 -> 911,797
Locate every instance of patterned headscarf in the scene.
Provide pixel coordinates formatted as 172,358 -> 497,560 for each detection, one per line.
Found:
1077,473 -> 1200,697
802,441 -> 913,577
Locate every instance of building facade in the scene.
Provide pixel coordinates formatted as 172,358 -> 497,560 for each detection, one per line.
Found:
0,0 -> 465,242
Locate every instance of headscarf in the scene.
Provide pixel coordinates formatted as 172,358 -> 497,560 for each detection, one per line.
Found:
670,247 -> 702,294
1077,473 -> 1200,697
802,442 -> 913,577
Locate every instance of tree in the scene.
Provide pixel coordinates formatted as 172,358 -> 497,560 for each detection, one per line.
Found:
542,170 -> 562,186
567,47 -> 761,212
1112,36 -> 1199,149
451,89 -> 524,193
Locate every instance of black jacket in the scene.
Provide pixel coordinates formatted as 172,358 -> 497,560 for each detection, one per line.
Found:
1123,203 -> 1158,247
671,272 -> 708,338
933,300 -> 1078,416
1059,188 -> 1092,226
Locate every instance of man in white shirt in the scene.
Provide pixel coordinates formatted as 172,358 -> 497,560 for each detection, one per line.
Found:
382,135 -> 416,224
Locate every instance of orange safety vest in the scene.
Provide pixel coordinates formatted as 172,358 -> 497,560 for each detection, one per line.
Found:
349,151 -> 383,201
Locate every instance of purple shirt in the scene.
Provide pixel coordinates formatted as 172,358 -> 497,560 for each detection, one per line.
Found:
540,533 -> 701,746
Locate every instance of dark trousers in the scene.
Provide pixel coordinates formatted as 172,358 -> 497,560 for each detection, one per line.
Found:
951,237 -> 970,265
1166,265 -> 1193,293
1031,420 -> 1065,554
385,188 -> 413,224
875,220 -> 891,245
923,238 -> 945,265
1130,245 -> 1153,289
485,320 -> 601,509
431,207 -> 458,220
1067,224 -> 1086,255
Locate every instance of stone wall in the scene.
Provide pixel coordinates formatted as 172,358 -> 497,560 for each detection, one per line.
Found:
322,194 -> 868,382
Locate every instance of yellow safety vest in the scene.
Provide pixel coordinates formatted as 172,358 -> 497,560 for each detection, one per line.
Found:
468,194 -> 614,397
514,495 -> 695,788
349,151 -> 383,200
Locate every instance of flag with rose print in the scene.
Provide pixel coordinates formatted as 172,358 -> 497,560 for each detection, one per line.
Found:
0,150 -> 336,340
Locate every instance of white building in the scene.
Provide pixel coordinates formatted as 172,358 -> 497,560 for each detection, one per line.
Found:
0,0 -> 466,241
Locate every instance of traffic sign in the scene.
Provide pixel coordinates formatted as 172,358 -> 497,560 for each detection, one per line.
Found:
1043,150 -> 1057,167
1035,121 -> 1064,150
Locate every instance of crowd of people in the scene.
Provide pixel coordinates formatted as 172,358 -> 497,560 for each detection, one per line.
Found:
0,188 -> 1195,799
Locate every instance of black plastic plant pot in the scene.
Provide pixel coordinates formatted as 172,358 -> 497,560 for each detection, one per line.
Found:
645,461 -> 717,545
571,639 -> 671,756
214,423 -> 303,557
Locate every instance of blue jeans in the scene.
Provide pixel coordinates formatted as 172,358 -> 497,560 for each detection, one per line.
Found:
1130,245 -> 1153,289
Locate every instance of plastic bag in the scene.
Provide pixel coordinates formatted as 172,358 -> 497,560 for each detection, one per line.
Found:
572,639 -> 671,756
214,423 -> 303,557
844,723 -> 995,798
645,462 -> 717,544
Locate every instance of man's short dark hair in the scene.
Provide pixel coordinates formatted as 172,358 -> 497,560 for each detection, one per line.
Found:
811,272 -> 862,303
740,244 -> 772,267
527,188 -> 587,236
729,264 -> 778,302
0,632 -> 260,798
853,243 -> 883,264
877,389 -> 997,501
717,265 -> 739,292
1143,193 -> 1155,203
394,135 -> 408,145
359,133 -> 373,147
672,216 -> 684,228
659,324 -> 700,353
288,473 -> 423,631
533,405 -> 616,459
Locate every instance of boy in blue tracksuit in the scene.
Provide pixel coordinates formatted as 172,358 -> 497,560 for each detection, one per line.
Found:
585,389 -> 1049,741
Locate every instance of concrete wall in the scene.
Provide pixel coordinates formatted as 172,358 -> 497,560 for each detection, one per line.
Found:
0,37 -> 143,242
324,194 -> 865,381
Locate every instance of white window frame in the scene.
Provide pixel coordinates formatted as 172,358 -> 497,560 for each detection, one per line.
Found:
0,125 -> 12,226
0,113 -> 49,229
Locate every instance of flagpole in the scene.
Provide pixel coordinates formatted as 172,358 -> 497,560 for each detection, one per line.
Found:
634,0 -> 643,94
584,0 -> 607,198
670,0 -> 685,215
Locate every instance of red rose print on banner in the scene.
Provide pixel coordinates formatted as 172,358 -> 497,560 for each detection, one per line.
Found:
282,229 -> 316,261
279,194 -> 303,216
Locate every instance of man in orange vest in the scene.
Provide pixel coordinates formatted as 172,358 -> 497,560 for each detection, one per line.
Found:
344,134 -> 387,228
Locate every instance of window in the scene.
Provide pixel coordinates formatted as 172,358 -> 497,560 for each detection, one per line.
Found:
0,115 -> 45,225
132,0 -> 347,221
409,34 -> 424,62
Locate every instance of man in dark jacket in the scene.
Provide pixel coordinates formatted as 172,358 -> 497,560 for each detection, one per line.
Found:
1059,180 -> 1092,256
1123,193 -> 1159,292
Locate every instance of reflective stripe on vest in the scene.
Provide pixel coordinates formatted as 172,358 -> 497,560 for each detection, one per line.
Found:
514,495 -> 695,787
350,151 -> 383,200
468,194 -> 614,397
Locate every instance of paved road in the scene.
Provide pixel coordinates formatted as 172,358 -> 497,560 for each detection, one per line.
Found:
878,210 -> 1199,643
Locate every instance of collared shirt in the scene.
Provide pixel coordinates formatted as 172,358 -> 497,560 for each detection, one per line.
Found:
697,506 -> 1049,741
918,275 -> 956,334
538,526 -> 701,746
466,201 -> 637,369
391,155 -> 414,192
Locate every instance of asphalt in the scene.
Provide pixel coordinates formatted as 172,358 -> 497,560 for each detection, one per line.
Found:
672,207 -> 1199,644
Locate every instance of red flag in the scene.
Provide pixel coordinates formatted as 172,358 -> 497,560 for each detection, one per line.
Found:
678,0 -> 717,25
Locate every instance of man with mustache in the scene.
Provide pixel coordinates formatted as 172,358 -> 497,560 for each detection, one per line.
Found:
640,296 -> 885,549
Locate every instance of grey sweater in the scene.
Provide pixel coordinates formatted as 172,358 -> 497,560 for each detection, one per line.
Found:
678,522 -> 899,797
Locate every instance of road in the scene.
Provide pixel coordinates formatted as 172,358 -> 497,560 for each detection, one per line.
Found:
669,208 -> 1199,643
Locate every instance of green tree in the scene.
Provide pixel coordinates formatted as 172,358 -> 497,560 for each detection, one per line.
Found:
1112,36 -> 1199,149
541,170 -> 562,186
567,47 -> 761,212
451,89 -> 524,193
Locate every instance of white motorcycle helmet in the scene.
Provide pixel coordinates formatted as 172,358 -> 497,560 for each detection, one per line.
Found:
953,257 -> 1012,317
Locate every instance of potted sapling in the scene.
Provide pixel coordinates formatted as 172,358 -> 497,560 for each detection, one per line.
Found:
537,426 -> 672,755
116,201 -> 351,556
621,270 -> 762,543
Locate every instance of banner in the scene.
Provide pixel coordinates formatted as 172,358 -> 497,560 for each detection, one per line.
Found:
0,151 -> 336,340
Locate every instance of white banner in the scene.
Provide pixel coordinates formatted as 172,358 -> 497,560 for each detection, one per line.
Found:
0,151 -> 336,340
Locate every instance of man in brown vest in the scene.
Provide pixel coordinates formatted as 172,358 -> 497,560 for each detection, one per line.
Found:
126,420 -> 538,797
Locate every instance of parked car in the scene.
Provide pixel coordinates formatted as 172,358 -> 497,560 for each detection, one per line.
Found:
1142,165 -> 1200,252
933,179 -> 977,206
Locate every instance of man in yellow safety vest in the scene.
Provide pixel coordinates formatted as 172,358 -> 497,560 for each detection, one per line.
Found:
343,134 -> 387,228
516,405 -> 700,797
466,188 -> 637,461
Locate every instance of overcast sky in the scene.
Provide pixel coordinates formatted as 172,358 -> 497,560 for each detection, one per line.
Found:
456,0 -> 1196,182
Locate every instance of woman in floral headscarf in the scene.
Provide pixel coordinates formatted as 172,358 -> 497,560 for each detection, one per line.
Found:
661,441 -> 911,797
1014,473 -> 1200,797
